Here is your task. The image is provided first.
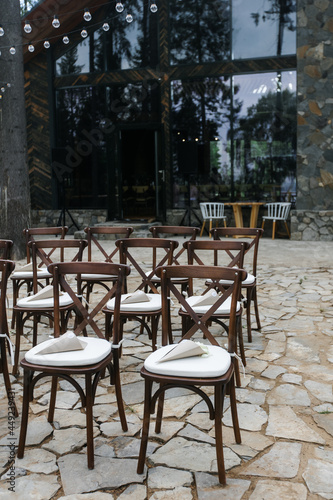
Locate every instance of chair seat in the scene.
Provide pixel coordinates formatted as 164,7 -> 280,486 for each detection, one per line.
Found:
24,336 -> 112,367
81,273 -> 117,280
182,295 -> 241,315
146,271 -> 188,283
107,293 -> 162,312
16,292 -> 73,309
207,272 -> 255,286
11,269 -> 52,280
262,215 -> 286,221
144,343 -> 231,377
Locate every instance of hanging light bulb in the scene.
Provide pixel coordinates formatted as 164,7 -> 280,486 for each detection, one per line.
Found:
126,13 -> 133,23
102,22 -> 110,31
6,83 -> 11,88
83,9 -> 92,22
9,47 -> 16,55
28,44 -> 35,52
24,21 -> 32,33
115,2 -> 124,13
52,15 -> 60,28
81,29 -> 88,38
150,2 -> 158,13
63,35 -> 69,44
1,87 -> 5,93
44,40 -> 50,49
0,26 -> 4,36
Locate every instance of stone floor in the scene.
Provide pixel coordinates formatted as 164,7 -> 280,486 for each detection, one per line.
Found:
0,237 -> 332,499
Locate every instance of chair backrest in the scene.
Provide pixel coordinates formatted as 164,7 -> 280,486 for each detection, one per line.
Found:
266,202 -> 291,220
84,226 -> 134,262
183,239 -> 249,295
23,226 -> 68,263
0,260 -> 15,336
115,238 -> 178,294
29,239 -> 87,294
149,226 -> 199,266
211,227 -> 263,278
0,240 -> 13,260
200,203 -> 224,220
49,262 -> 131,340
156,264 -> 246,352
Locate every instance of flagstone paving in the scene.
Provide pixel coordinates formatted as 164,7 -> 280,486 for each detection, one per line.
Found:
0,238 -> 332,499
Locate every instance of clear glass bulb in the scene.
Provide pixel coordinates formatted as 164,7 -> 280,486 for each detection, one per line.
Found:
83,9 -> 92,22
63,36 -> 69,44
9,47 -> 16,55
115,2 -> 124,13
1,87 -> 5,93
102,23 -> 110,31
24,21 -> 32,34
150,2 -> 158,13
0,26 -> 4,37
52,15 -> 60,28
126,14 -> 133,23
28,44 -> 35,52
81,29 -> 88,38
44,41 -> 50,49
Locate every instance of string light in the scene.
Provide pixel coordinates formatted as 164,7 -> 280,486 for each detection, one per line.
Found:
83,9 -> 92,22
24,21 -> 32,34
52,15 -> 60,28
28,44 -> 35,52
150,2 -> 158,13
102,22 -> 110,31
9,47 -> 16,55
62,35 -> 69,44
126,14 -> 133,23
44,40 -> 50,49
115,3 -> 124,13
0,26 -> 4,37
81,29 -> 88,38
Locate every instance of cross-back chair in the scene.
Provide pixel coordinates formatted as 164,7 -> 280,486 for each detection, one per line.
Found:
17,261 -> 131,470
183,239 -> 249,371
0,260 -> 18,416
211,227 -> 263,342
261,202 -> 291,239
149,225 -> 200,294
82,226 -> 134,301
104,238 -> 178,351
199,202 -> 227,237
11,226 -> 68,328
137,264 -> 247,485
12,239 -> 87,375
0,240 -> 13,259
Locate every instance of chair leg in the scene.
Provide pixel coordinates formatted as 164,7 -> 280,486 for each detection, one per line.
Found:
112,352 -> 128,432
13,312 -> 23,375
155,385 -> 165,433
0,339 -> 18,417
272,221 -> 276,240
200,220 -> 206,237
284,221 -> 291,238
252,286 -> 261,331
229,374 -> 241,444
223,218 -> 227,228
261,220 -> 265,231
85,373 -> 94,469
48,376 -> 58,423
237,316 -> 246,367
17,368 -> 33,459
246,288 -> 253,343
214,384 -> 226,485
137,379 -> 153,474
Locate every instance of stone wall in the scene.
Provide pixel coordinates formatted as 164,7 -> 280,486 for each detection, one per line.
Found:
296,0 -> 333,240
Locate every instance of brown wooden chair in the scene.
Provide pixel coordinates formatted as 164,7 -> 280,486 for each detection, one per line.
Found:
0,260 -> 18,417
12,239 -> 87,375
82,226 -> 134,301
137,264 -> 246,485
104,238 -> 178,351
183,238 -> 249,373
149,225 -> 200,294
0,240 -> 13,259
17,261 -> 130,470
11,227 -> 68,328
211,227 -> 263,342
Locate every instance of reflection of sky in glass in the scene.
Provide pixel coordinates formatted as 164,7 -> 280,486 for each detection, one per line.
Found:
232,0 -> 296,59
122,21 -> 140,70
234,71 -> 296,116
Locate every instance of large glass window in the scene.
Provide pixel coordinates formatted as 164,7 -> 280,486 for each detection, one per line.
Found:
169,0 -> 231,65
232,0 -> 296,59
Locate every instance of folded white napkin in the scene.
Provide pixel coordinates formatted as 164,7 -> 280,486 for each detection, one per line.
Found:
25,284 -> 62,302
158,340 -> 208,363
19,262 -> 46,273
193,290 -> 219,307
37,331 -> 87,355
121,290 -> 151,304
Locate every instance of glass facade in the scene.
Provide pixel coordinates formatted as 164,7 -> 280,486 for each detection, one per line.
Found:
52,0 -> 296,216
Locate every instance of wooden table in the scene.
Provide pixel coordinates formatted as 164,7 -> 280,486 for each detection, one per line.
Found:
224,202 -> 265,228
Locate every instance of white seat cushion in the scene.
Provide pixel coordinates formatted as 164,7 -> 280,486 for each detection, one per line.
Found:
217,273 -> 255,286
144,343 -> 231,377
81,273 -> 116,281
181,295 -> 240,315
11,269 -> 52,280
16,292 -> 73,309
145,271 -> 188,283
25,337 -> 111,367
107,293 -> 161,312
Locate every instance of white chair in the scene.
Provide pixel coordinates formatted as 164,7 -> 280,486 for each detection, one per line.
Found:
261,202 -> 291,239
199,202 -> 227,237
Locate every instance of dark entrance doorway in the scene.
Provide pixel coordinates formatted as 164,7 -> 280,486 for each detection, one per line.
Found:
120,129 -> 160,220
